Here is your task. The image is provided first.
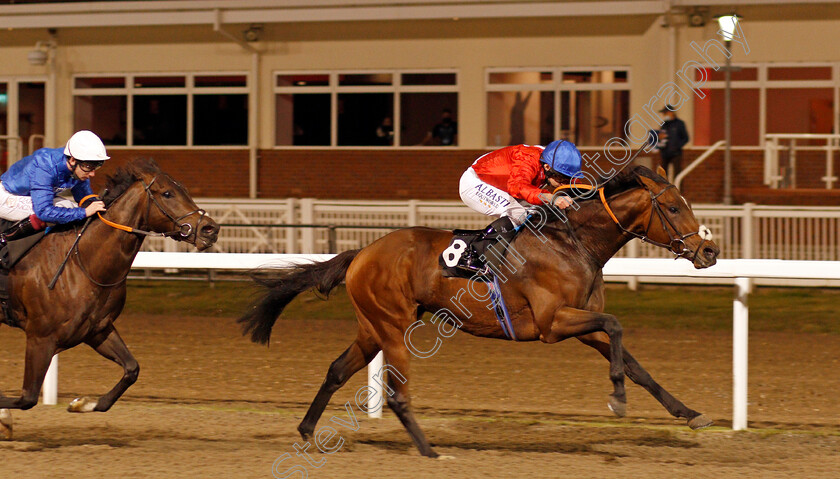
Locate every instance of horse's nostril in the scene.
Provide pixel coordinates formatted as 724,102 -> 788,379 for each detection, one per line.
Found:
703,247 -> 717,258
202,225 -> 218,236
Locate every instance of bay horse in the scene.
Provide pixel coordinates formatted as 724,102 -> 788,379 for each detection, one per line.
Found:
0,157 -> 219,440
239,165 -> 719,458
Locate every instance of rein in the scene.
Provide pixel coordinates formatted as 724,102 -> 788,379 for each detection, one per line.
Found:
552,182 -> 713,262
79,176 -> 207,239
49,176 -> 207,289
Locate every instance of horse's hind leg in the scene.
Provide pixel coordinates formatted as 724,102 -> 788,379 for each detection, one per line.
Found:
68,324 -> 139,413
577,332 -> 712,429
298,335 -> 380,441
380,342 -> 438,458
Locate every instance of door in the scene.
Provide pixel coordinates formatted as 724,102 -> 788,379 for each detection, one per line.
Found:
0,78 -> 47,170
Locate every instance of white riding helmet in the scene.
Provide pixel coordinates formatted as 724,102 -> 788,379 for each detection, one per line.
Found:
64,130 -> 110,162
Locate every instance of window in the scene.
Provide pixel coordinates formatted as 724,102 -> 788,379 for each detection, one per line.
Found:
486,68 -> 630,147
274,70 -> 458,147
72,73 -> 248,147
694,64 -> 838,146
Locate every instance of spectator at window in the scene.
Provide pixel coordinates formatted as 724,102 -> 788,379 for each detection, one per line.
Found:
421,109 -> 458,146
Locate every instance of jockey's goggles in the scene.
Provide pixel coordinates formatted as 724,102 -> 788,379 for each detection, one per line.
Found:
77,160 -> 105,172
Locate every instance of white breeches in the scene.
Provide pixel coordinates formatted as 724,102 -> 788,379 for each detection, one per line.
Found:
0,183 -> 78,222
459,168 -> 529,226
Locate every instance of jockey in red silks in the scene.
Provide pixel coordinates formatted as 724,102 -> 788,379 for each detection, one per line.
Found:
455,140 -> 583,271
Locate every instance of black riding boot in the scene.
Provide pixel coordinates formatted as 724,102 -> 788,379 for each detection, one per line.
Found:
0,216 -> 46,245
458,217 -> 516,273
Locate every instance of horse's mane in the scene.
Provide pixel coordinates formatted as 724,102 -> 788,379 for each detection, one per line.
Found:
102,157 -> 162,206
530,165 -> 668,224
600,165 -> 668,198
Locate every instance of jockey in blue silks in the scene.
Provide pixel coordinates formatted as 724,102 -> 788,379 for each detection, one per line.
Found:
0,130 -> 109,244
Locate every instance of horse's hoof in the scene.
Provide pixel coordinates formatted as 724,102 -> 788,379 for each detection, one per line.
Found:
688,414 -> 713,430
0,409 -> 12,440
67,397 -> 97,413
607,396 -> 627,417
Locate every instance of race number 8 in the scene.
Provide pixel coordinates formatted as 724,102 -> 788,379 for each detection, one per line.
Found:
443,239 -> 467,267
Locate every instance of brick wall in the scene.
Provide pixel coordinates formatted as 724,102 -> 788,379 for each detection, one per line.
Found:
257,149 -> 487,200
91,149 -> 251,198
88,147 -> 840,205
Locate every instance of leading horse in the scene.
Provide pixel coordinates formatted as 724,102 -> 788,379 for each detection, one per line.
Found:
0,158 -> 219,440
239,165 -> 719,458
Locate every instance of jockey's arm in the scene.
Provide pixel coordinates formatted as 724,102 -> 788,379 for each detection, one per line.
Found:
506,149 -> 548,205
30,164 -> 87,224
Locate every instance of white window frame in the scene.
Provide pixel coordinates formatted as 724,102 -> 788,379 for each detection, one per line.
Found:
485,66 -> 632,148
71,72 -> 250,148
273,69 -> 459,148
697,62 -> 840,148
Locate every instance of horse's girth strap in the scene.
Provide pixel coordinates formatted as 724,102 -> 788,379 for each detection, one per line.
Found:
551,184 -> 621,227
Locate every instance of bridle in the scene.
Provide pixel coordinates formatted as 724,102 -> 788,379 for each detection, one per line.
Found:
52,175 -> 208,289
553,182 -> 714,262
82,175 -> 207,241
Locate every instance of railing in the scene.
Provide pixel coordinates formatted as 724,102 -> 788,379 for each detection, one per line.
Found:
0,135 -> 23,170
27,134 -> 45,158
158,199 -> 840,262
764,134 -> 840,189
674,140 -> 726,190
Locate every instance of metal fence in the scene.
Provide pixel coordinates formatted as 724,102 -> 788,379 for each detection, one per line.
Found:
145,198 -> 840,261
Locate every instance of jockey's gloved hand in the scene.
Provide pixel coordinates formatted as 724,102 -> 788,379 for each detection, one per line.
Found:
84,201 -> 107,218
79,195 -> 103,208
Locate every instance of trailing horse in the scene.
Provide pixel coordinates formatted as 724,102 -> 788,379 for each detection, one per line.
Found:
240,165 -> 719,458
0,158 -> 219,440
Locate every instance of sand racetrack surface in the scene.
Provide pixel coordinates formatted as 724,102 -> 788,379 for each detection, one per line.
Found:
2,313 -> 839,478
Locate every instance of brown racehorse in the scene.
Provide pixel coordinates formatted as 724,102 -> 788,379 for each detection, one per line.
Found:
0,158 -> 219,440
239,165 -> 719,458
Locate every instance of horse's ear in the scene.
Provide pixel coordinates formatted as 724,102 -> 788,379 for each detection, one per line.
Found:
638,175 -> 660,190
656,165 -> 667,178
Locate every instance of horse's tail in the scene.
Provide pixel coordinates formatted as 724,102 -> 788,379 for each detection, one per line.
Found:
238,249 -> 360,345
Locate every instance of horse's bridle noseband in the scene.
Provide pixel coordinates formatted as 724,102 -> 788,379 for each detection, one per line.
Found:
553,182 -> 714,262
633,184 -> 714,261
89,175 -> 207,242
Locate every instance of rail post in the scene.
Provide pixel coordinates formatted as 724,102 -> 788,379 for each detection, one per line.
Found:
626,239 -> 640,291
300,198 -> 315,253
42,355 -> 58,405
327,225 -> 337,254
733,277 -> 750,431
367,352 -> 384,418
742,203 -> 755,259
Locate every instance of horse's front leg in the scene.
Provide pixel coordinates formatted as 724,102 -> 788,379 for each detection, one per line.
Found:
68,324 -> 139,413
577,332 -> 712,430
540,307 -> 627,417
0,336 -> 56,411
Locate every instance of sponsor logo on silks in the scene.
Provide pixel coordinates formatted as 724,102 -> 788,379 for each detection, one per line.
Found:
473,184 -> 511,208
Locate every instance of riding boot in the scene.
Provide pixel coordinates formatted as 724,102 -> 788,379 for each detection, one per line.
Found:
483,216 -> 516,236
0,215 -> 46,246
457,217 -> 516,274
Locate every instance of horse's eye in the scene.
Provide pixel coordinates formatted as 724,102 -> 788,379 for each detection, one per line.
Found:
162,191 -> 174,198
668,206 -> 679,214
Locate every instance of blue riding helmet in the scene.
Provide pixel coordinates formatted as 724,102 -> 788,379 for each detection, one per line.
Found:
540,140 -> 582,177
